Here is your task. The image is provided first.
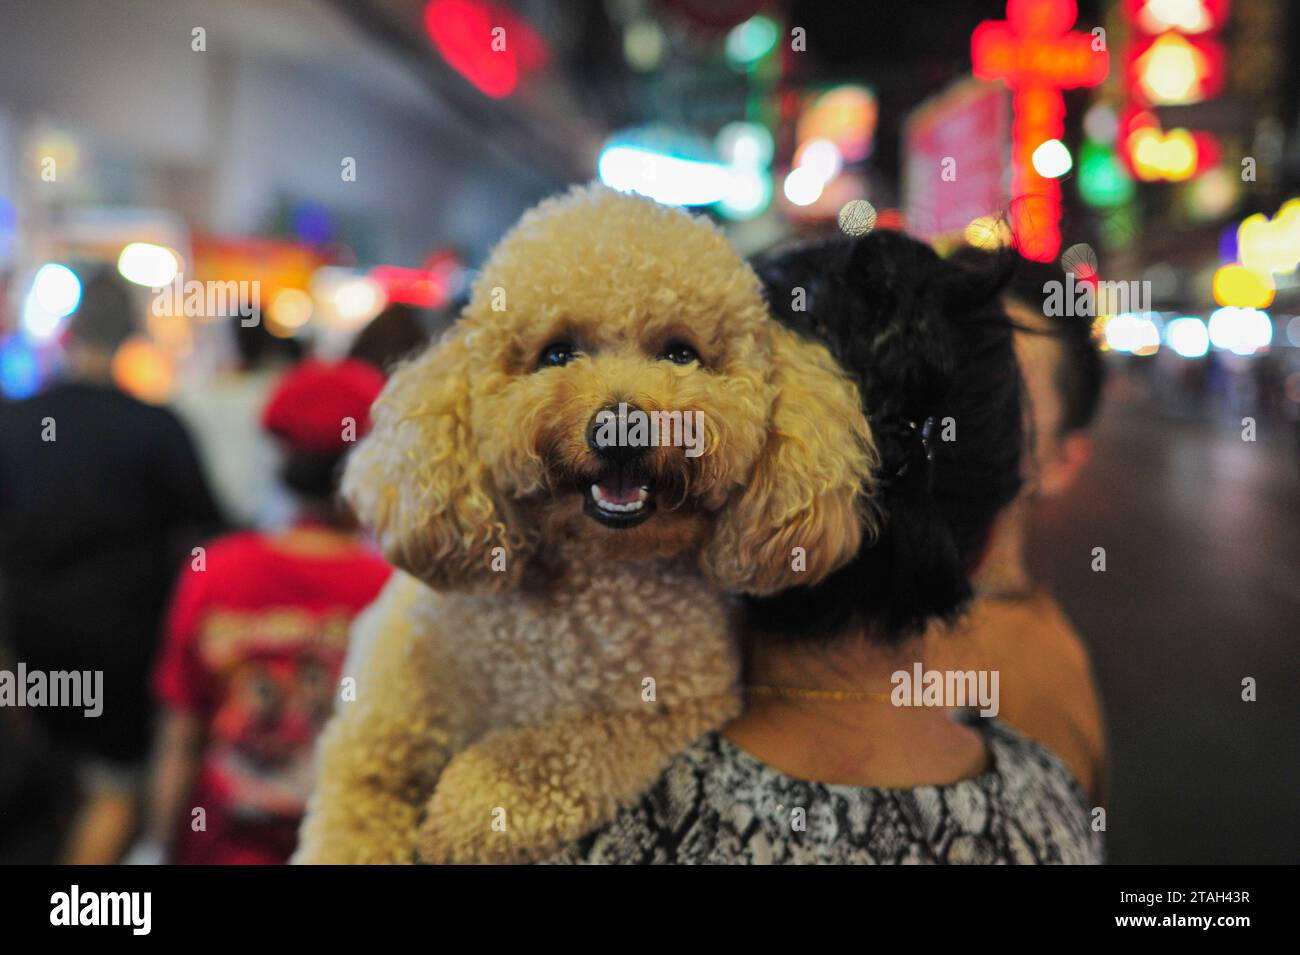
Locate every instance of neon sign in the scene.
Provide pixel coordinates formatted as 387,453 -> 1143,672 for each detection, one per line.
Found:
1120,0 -> 1227,177
972,0 -> 1109,261
424,0 -> 547,99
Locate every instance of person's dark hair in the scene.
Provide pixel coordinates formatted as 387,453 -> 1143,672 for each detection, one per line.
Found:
1009,261 -> 1104,436
235,314 -> 302,370
280,450 -> 344,501
70,268 -> 135,351
965,252 -> 1106,437
347,304 -> 429,373
749,230 -> 1024,644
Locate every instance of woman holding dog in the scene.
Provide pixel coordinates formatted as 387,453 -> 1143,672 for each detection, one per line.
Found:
551,231 -> 1102,864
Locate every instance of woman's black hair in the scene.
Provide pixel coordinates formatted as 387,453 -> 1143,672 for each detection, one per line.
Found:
748,230 -> 1024,644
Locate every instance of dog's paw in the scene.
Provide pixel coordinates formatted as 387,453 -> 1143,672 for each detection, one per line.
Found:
416,736 -> 596,865
416,745 -> 531,864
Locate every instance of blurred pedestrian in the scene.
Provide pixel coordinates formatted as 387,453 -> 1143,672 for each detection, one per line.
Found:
172,315 -> 302,529
0,644 -> 80,863
145,359 -> 390,864
0,268 -> 224,864
926,255 -> 1108,802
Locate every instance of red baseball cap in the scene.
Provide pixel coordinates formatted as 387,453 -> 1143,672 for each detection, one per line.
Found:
261,359 -> 386,455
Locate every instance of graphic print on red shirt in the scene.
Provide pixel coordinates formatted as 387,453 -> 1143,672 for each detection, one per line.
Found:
155,530 -> 391,864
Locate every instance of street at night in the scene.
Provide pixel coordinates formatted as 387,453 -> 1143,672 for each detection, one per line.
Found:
1031,375 -> 1299,863
0,0 -> 1297,931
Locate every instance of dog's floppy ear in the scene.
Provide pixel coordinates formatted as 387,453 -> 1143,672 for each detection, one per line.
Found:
342,328 -> 524,591
702,324 -> 877,596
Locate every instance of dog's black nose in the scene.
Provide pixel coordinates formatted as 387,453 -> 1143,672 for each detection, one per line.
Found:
587,403 -> 647,466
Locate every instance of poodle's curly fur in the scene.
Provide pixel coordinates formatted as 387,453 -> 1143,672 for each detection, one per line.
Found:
293,184 -> 877,864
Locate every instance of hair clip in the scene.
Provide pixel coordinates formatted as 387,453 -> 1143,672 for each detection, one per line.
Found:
918,415 -> 936,462
884,415 -> 937,485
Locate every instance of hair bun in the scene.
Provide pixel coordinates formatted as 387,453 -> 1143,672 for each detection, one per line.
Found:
751,230 -> 1023,643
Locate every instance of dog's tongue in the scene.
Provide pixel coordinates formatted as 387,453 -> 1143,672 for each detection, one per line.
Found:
597,474 -> 644,505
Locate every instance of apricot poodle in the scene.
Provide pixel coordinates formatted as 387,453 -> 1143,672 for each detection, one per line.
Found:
294,183 -> 877,864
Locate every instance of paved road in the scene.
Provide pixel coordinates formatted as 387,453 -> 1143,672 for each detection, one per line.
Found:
1027,372 -> 1300,864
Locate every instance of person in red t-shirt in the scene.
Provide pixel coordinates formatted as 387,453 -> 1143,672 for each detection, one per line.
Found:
145,359 -> 392,864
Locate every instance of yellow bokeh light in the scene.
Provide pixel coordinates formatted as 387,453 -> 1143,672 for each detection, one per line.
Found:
1137,33 -> 1208,105
112,336 -> 176,404
1237,199 -> 1300,276
29,131 -> 80,178
1212,265 -> 1275,309
964,215 -> 1012,251
1129,126 -> 1197,181
268,287 -> 313,331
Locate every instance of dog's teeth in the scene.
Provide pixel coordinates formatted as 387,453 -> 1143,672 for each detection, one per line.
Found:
591,483 -> 648,514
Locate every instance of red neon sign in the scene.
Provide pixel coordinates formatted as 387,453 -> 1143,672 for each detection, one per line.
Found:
424,0 -> 547,99
1119,108 -> 1220,181
1126,30 -> 1225,106
1118,0 -> 1228,179
369,253 -> 461,309
972,0 -> 1109,261
1123,0 -> 1229,35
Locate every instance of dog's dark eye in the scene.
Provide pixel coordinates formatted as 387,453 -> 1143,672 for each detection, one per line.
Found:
538,341 -> 579,369
661,340 -> 699,365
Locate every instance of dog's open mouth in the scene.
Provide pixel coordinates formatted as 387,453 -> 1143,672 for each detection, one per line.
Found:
584,473 -> 657,528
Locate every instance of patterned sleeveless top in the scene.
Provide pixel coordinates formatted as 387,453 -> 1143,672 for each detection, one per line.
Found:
547,719 -> 1102,864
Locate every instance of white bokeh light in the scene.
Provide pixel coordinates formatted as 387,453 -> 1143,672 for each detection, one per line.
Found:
32,263 -> 82,318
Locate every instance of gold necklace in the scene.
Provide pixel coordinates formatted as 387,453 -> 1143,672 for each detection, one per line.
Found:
745,685 -> 895,704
